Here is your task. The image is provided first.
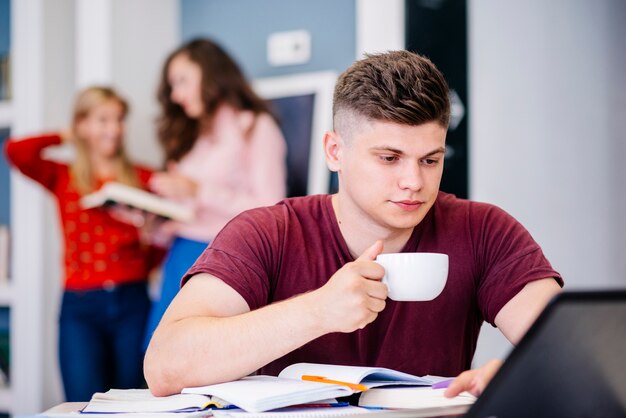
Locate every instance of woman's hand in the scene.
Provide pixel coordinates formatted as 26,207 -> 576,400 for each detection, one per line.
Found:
107,205 -> 173,246
59,128 -> 75,143
107,204 -> 147,228
444,359 -> 503,398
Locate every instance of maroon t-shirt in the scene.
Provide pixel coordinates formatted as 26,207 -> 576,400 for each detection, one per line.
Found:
184,192 -> 562,377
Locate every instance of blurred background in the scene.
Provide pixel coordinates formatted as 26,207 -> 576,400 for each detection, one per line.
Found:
0,0 -> 624,415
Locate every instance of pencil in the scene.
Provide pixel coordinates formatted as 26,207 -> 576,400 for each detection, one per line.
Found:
301,375 -> 368,392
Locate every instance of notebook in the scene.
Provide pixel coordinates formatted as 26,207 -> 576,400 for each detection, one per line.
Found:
347,290 -> 626,418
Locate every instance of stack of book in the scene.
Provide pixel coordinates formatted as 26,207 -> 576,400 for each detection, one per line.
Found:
76,363 -> 475,417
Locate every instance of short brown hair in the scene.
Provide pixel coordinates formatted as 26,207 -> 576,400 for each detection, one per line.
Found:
333,50 -> 450,130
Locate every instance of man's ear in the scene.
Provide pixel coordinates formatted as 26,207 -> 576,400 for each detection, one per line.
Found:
323,130 -> 343,172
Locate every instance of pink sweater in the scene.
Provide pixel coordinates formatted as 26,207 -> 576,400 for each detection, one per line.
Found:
171,105 -> 287,242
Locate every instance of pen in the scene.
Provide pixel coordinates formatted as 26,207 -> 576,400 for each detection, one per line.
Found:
431,378 -> 454,389
301,375 -> 369,392
294,402 -> 351,408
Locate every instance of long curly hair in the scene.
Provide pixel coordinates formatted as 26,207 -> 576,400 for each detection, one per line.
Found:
157,38 -> 273,162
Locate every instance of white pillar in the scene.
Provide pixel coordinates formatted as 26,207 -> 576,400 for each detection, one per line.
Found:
356,0 -> 405,58
75,0 -> 112,87
10,0 -> 47,414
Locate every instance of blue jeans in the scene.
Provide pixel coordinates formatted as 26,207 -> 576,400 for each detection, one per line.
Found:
143,236 -> 208,350
59,281 -> 149,402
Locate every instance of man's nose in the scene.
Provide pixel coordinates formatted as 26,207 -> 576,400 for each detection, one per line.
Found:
398,161 -> 423,191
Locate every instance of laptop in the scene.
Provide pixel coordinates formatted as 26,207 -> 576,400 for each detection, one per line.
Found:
353,290 -> 626,418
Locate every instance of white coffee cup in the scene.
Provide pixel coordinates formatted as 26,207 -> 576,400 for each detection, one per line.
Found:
375,253 -> 449,301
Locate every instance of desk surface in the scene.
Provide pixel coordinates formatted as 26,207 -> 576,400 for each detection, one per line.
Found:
40,403 -> 468,418
41,402 -> 214,417
41,402 -> 86,415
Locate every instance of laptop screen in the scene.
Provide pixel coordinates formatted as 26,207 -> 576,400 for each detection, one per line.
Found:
348,290 -> 626,418
465,290 -> 626,418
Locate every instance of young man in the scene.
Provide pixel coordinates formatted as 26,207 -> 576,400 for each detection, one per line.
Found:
144,51 -> 563,397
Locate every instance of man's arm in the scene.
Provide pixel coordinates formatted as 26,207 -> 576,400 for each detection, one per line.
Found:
494,277 -> 562,344
144,241 -> 388,396
445,277 -> 561,397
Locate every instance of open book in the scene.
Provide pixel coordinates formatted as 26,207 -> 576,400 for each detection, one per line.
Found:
278,363 -> 446,389
182,363 -> 449,413
81,388 -> 223,414
80,182 -> 195,223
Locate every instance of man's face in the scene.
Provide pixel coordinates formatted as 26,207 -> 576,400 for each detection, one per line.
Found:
327,117 -> 447,232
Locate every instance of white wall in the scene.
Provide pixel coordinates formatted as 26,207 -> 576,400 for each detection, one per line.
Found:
356,0 -> 404,58
469,0 -> 626,366
111,0 -> 179,167
10,0 -> 74,413
607,1 -> 626,285
42,1 -> 75,407
10,0 -> 179,412
77,0 -> 179,167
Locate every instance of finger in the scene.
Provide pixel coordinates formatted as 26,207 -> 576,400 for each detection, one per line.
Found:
366,280 -> 389,300
356,240 -> 384,262
356,261 -> 386,281
474,359 -> 503,393
147,177 -> 161,192
444,370 -> 476,398
367,296 -> 386,313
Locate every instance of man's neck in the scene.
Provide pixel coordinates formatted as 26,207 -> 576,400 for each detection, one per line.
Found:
331,193 -> 415,258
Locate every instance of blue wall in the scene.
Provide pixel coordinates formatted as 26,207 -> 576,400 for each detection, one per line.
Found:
0,129 -> 10,226
0,0 -> 9,226
0,0 -> 9,56
180,0 -> 355,79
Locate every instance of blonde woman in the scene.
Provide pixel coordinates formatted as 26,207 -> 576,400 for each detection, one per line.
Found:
4,86 -> 162,401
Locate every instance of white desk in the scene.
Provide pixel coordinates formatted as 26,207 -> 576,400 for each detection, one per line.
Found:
41,402 -> 213,417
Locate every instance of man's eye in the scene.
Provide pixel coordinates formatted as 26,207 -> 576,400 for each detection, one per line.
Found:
421,158 -> 439,166
380,155 -> 398,163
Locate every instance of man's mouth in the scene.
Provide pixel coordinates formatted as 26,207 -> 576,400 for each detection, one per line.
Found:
392,200 -> 424,211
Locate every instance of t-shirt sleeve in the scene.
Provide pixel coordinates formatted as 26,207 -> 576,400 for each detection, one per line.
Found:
472,203 -> 563,325
182,206 -> 284,310
5,133 -> 64,192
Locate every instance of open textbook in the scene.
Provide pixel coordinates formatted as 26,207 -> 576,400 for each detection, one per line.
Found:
81,388 -> 220,414
278,363 -> 446,389
182,363 -> 450,413
80,181 -> 195,222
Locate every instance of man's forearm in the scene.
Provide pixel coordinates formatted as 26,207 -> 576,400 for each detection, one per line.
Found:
144,291 -> 326,396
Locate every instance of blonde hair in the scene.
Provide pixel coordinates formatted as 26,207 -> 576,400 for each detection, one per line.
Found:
70,86 -> 140,195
